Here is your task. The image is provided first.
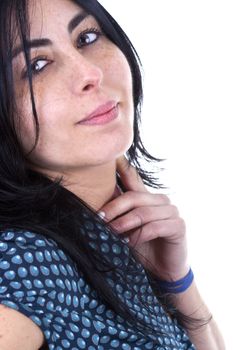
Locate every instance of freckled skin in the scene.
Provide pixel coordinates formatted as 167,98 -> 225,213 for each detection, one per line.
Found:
12,0 -> 135,209
13,0 -> 134,177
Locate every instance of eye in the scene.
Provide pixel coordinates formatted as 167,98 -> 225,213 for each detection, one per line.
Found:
77,27 -> 102,48
31,58 -> 48,74
21,56 -> 50,79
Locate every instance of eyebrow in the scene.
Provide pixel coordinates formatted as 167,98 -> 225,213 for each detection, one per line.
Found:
12,11 -> 89,59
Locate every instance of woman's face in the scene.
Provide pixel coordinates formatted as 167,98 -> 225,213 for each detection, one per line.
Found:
13,0 -> 134,174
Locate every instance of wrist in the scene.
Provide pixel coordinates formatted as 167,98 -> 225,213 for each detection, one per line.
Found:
154,267 -> 194,294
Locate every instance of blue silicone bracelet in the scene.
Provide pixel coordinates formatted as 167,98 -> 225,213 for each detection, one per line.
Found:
155,268 -> 194,294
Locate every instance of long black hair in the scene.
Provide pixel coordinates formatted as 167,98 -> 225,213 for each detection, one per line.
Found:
0,0 -> 207,347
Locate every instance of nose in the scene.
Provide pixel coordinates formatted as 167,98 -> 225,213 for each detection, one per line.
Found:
68,52 -> 103,95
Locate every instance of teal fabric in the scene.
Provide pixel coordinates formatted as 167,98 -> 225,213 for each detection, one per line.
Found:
0,213 -> 195,349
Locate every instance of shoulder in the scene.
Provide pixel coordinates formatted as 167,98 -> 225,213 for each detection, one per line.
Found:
0,230 -> 58,349
0,229 -> 74,298
0,229 -> 72,349
0,229 -> 69,266
0,229 -> 58,249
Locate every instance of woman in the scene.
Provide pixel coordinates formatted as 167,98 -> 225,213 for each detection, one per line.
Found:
0,0 -> 225,349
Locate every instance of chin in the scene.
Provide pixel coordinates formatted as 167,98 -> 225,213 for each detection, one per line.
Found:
90,143 -> 132,166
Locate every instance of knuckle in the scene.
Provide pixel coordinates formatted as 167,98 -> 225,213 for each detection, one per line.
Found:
134,207 -> 146,219
158,194 -> 171,204
123,190 -> 136,202
170,204 -> 179,217
177,217 -> 186,233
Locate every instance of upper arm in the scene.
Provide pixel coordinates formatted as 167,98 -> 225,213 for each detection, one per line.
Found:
0,230 -> 75,349
0,304 -> 44,350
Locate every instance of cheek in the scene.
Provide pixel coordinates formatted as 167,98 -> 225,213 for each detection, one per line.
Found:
106,51 -> 133,91
97,42 -> 133,95
14,96 -> 37,153
101,48 -> 134,125
14,78 -> 37,144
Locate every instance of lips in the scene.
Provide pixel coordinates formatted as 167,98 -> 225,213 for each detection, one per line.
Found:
78,100 -> 117,123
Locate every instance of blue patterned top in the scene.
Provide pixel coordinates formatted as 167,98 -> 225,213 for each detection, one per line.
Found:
0,212 -> 196,350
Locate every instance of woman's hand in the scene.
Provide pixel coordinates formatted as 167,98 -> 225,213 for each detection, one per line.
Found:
99,155 -> 190,281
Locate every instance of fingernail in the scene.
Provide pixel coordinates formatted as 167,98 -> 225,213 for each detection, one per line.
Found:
97,211 -> 106,220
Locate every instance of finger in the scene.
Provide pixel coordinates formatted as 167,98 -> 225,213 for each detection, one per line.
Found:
109,205 -> 179,233
116,155 -> 147,192
100,191 -> 171,222
128,218 -> 186,246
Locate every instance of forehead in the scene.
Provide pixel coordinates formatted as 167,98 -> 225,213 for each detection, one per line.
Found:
28,0 -> 84,37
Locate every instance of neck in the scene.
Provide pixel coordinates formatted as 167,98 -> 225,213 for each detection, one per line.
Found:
41,161 -> 121,211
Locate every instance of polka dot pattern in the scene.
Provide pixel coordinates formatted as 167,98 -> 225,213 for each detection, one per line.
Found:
0,214 -> 196,350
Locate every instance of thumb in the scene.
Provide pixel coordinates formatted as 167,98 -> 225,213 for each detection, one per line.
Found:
116,155 -> 147,192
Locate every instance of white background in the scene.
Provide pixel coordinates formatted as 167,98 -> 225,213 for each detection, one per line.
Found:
99,1 -> 232,348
